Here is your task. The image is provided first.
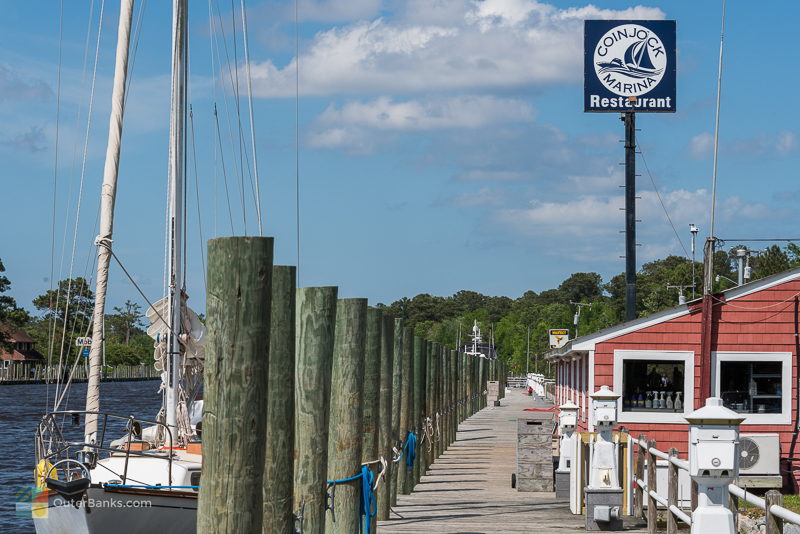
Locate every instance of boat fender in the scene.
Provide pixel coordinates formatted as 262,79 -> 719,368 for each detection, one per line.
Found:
35,460 -> 54,488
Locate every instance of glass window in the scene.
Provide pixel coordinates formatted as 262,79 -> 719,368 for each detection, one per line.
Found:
720,361 -> 782,414
622,359 -> 685,412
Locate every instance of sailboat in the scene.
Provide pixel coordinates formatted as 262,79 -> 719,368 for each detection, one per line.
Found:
32,1 -> 206,532
596,39 -> 663,79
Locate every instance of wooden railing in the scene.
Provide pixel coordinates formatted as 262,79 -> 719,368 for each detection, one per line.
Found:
633,434 -> 799,534
0,362 -> 160,383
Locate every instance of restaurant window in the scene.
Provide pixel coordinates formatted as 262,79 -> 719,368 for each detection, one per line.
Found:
622,359 -> 685,412
720,361 -> 781,414
713,352 -> 791,423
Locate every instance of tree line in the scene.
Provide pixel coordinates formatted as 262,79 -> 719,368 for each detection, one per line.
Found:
377,245 -> 800,374
0,259 -> 151,366
2,243 -> 799,372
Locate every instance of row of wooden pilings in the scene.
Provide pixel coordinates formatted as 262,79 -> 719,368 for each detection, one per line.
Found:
196,237 -> 507,533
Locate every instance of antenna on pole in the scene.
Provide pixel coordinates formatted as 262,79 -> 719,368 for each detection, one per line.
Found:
570,301 -> 592,337
706,0 -> 727,295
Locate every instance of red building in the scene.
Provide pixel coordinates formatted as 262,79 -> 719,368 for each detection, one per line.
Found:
0,327 -> 45,363
546,267 -> 800,489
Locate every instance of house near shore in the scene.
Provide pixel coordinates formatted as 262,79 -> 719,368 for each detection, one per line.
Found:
0,327 -> 44,364
545,266 -> 800,490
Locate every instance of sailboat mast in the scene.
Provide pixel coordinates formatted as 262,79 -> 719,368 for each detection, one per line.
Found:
84,0 -> 135,444
165,0 -> 187,439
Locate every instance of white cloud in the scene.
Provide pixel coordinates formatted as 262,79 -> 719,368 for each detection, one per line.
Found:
308,95 -> 534,151
775,131 -> 796,155
690,130 -> 798,158
246,0 -> 665,97
492,189 -> 777,250
689,132 -> 713,157
479,186 -> 790,266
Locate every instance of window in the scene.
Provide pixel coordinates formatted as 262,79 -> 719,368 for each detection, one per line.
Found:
622,360 -> 685,412
713,352 -> 791,425
613,350 -> 694,424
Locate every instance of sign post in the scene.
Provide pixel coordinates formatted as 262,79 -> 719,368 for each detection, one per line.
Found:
585,20 -> 676,321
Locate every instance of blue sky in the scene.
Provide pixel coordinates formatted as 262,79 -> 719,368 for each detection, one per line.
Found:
1,0 -> 799,316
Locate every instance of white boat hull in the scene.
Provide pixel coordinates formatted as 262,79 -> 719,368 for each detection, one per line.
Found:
33,486 -> 196,534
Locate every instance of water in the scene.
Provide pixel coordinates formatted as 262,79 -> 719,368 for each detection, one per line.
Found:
0,380 -> 161,533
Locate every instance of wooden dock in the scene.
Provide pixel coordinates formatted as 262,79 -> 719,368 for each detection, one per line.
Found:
379,389 -> 647,533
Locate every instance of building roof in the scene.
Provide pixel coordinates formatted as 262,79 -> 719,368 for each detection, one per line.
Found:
0,326 -> 44,361
545,264 -> 800,361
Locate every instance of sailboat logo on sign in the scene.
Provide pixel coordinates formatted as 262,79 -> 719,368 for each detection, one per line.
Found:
594,24 -> 666,95
584,20 -> 676,113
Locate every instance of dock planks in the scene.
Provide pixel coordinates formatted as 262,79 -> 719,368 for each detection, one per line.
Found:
378,389 -> 647,534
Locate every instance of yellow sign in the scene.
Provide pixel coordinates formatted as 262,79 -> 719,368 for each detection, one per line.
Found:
549,329 -> 569,349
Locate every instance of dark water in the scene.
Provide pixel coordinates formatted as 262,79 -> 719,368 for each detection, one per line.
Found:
0,380 -> 162,533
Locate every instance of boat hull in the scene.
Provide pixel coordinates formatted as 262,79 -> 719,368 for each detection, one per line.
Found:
33,486 -> 196,534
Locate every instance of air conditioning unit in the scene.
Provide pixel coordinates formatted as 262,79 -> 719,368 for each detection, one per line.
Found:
739,433 -> 780,475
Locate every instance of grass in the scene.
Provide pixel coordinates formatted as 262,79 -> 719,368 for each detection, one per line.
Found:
740,493 -> 800,519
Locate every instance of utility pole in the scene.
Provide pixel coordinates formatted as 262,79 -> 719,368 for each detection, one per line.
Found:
690,224 -> 699,299
623,111 -> 637,321
735,248 -> 747,286
526,325 -> 530,375
570,301 -> 592,338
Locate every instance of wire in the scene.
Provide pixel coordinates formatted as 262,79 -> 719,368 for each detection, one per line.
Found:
47,0 -> 65,413
240,0 -> 263,235
188,107 -> 207,292
712,290 -> 800,311
636,142 -> 691,259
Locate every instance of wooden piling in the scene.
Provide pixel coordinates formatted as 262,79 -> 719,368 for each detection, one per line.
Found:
449,349 -> 457,445
398,327 -> 414,495
262,266 -> 296,533
412,336 -> 425,487
293,286 -> 338,534
430,342 -> 440,460
325,298 -> 367,534
361,309 -> 382,466
376,315 -> 395,520
199,236 -> 273,534
361,308 -> 382,534
390,318 -> 403,506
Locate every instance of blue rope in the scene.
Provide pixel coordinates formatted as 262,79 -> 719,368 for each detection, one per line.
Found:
403,431 -> 417,472
327,473 -> 362,484
326,465 -> 375,534
359,464 -> 376,534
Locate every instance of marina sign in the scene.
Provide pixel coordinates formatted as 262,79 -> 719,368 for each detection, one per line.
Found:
549,329 -> 569,349
584,20 -> 676,113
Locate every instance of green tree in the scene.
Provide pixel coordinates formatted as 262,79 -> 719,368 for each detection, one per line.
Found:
0,258 -> 29,349
107,300 -> 144,345
31,277 -> 94,353
749,245 -> 791,280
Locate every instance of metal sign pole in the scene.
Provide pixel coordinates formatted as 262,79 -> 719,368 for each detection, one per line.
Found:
624,111 -> 637,321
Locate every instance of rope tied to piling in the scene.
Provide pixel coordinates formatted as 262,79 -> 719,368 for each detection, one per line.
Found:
325,464 -> 376,534
403,431 -> 417,472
